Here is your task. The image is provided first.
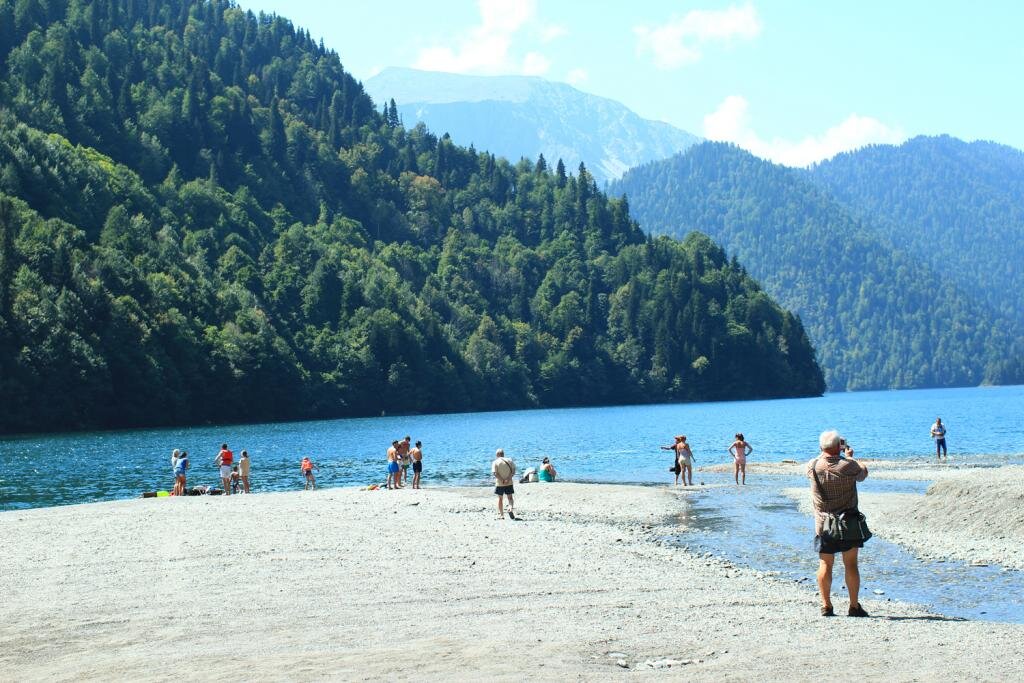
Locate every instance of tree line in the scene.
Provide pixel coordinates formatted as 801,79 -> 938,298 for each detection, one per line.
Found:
0,0 -> 824,433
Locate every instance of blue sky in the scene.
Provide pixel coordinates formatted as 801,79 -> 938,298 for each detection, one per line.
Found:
239,0 -> 1024,166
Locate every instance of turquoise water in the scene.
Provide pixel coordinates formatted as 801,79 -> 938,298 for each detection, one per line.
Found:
1,385 -> 1023,511
675,474 -> 1024,623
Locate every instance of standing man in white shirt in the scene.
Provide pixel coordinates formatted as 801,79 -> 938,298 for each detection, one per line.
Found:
491,449 -> 517,520
930,417 -> 947,460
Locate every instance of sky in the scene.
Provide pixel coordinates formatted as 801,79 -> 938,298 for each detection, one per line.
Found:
238,0 -> 1024,166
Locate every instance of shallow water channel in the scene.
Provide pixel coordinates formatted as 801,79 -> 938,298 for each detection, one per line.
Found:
668,474 -> 1024,624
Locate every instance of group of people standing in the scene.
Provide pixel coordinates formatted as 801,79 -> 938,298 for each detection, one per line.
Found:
660,433 -> 753,486
169,444 -> 251,495
385,436 -> 423,489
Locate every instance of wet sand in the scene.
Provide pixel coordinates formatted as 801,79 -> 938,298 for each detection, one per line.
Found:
2,478 -> 1023,681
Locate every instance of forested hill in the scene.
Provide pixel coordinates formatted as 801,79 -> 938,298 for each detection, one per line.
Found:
809,135 -> 1024,328
0,0 -> 823,434
611,142 -> 1024,391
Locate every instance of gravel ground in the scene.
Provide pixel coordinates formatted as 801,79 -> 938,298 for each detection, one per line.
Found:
2,481 -> 1022,681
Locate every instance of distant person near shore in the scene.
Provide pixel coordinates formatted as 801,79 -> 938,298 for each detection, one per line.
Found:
807,430 -> 870,618
215,444 -> 234,495
173,450 -> 189,496
931,417 -> 947,460
239,450 -> 250,493
230,465 -> 241,494
729,433 -> 753,485
661,436 -> 694,486
410,440 -> 423,489
538,456 -> 557,482
398,436 -> 412,486
386,441 -> 401,489
301,457 -> 319,490
492,449 -> 516,519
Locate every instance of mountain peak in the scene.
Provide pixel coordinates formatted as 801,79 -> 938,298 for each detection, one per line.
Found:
364,67 -> 700,184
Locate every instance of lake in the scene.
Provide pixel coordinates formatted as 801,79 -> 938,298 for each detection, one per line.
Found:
2,384 -> 1023,511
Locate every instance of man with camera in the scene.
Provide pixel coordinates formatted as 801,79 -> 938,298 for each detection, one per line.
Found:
807,430 -> 870,617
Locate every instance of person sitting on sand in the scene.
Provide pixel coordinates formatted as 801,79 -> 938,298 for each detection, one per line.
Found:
215,443 -> 234,496
807,430 -> 870,618
386,441 -> 401,489
538,457 -> 557,482
173,450 -> 189,496
931,417 -> 947,460
728,433 -> 753,485
301,457 -> 319,490
410,440 -> 424,489
492,449 -> 517,519
239,450 -> 250,493
661,436 -> 694,486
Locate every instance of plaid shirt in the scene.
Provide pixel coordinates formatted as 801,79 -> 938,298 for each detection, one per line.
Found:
806,454 -> 868,535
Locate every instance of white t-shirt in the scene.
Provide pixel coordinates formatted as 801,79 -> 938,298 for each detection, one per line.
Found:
492,457 -> 516,486
931,423 -> 946,439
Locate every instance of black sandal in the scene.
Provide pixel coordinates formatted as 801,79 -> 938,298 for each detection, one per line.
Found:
821,605 -> 835,617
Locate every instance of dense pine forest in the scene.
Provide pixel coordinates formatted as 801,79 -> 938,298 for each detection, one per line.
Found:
612,142 -> 1024,391
810,135 -> 1024,329
0,0 -> 823,433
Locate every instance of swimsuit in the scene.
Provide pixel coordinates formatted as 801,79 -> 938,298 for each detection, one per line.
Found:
387,461 -> 400,474
412,460 -> 422,473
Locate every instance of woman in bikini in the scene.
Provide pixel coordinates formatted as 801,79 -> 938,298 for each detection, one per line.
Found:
728,433 -> 753,485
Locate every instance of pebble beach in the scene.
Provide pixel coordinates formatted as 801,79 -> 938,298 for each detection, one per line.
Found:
2,464 -> 1022,681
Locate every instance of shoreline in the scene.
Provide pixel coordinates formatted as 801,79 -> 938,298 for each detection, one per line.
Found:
6,452 -> 1023,515
3,473 -> 1023,680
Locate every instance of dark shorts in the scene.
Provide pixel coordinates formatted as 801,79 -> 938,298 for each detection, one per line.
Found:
495,485 -> 514,496
815,535 -> 865,555
413,461 -> 422,473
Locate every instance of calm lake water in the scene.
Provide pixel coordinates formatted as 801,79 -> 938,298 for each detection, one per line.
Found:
2,385 -> 1023,511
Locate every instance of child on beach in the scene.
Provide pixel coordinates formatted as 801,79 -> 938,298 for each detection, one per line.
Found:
729,433 -> 753,485
301,457 -> 319,490
230,465 -> 241,494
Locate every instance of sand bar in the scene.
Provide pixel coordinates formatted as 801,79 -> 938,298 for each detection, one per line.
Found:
2,480 -> 1022,681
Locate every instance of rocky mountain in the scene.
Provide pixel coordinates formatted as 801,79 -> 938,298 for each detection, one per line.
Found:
364,67 -> 699,186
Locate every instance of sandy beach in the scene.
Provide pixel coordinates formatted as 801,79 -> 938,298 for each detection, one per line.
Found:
2,470 -> 1023,681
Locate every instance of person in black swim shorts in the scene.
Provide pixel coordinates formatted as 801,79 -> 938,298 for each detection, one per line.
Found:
410,440 -> 424,489
491,449 -> 516,519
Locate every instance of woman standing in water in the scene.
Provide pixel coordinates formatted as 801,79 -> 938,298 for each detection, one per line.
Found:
729,433 -> 753,485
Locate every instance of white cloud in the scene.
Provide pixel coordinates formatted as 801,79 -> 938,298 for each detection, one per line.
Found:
539,24 -> 567,42
414,0 -> 550,76
522,51 -> 551,76
566,67 -> 589,85
634,4 -> 761,69
703,95 -> 906,167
